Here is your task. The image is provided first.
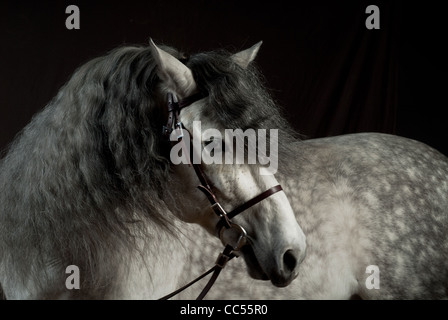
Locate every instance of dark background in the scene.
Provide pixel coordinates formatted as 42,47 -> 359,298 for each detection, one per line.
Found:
1,0 -> 447,156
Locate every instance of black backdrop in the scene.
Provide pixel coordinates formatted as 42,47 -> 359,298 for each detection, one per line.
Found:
1,0 -> 447,156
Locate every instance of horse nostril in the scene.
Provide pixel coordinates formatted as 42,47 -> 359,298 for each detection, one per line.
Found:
283,249 -> 298,273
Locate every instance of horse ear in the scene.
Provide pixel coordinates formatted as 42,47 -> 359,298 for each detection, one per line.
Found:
231,41 -> 263,69
149,39 -> 197,97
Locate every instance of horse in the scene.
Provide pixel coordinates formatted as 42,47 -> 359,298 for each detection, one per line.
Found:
0,40 -> 307,299
176,87 -> 448,299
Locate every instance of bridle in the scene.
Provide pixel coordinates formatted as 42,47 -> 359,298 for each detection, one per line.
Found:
159,92 -> 283,300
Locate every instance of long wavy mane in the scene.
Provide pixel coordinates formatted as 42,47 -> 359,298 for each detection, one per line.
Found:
0,45 -> 181,295
0,43 -> 298,296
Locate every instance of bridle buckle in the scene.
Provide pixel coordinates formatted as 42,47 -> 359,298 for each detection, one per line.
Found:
219,222 -> 247,252
162,126 -> 173,136
175,122 -> 184,139
215,249 -> 232,268
211,202 -> 227,219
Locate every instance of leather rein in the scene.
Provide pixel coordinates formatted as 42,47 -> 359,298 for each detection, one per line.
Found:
158,92 -> 283,300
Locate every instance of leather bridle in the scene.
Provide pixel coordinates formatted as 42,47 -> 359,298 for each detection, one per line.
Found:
159,92 -> 283,300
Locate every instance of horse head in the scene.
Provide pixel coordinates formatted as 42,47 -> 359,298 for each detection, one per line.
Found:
150,40 -> 306,287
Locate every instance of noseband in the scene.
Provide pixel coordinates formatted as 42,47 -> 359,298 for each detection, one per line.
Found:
159,92 -> 283,300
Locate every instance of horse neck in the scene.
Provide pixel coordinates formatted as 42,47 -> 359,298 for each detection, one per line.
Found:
105,214 -> 189,299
